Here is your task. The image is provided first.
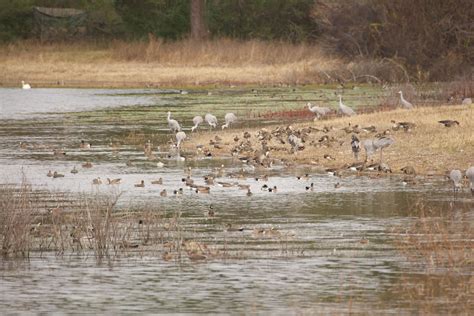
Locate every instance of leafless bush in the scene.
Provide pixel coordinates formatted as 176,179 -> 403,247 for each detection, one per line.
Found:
313,0 -> 474,81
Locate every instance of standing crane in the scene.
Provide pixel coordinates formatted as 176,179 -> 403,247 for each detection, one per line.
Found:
397,91 -> 414,109
338,95 -> 356,116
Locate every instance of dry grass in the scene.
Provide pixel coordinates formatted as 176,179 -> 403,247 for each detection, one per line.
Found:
0,38 -> 401,88
185,104 -> 474,175
0,182 -> 227,263
0,180 -> 37,258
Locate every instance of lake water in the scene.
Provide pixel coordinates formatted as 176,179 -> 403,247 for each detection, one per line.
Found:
0,87 -> 471,314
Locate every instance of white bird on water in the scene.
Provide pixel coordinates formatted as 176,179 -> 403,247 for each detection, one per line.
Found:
21,81 -> 31,90
397,91 -> 413,109
307,102 -> 331,119
205,113 -> 218,129
191,115 -> 203,132
167,111 -> 181,133
222,113 -> 237,129
338,95 -> 356,116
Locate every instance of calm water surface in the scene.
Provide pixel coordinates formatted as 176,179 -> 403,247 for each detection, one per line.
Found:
0,87 -> 470,314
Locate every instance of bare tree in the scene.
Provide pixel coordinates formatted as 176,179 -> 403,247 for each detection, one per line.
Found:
190,0 -> 208,39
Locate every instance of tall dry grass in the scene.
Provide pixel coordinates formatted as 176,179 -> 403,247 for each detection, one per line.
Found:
0,180 -> 36,258
0,38 -> 404,87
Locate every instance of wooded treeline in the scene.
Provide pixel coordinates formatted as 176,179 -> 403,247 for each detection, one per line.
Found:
0,0 -> 472,80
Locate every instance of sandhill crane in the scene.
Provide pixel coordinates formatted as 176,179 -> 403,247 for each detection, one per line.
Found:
397,91 -> 413,109
338,95 -> 356,116
351,134 -> 360,160
288,134 -> 302,153
21,80 -> 31,89
449,169 -> 462,193
222,113 -> 237,129
176,131 -> 187,149
307,102 -> 331,119
205,113 -> 217,130
466,166 -> 474,195
363,136 -> 395,163
191,115 -> 203,132
167,111 -> 181,132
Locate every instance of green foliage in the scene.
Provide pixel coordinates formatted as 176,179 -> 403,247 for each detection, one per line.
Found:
207,0 -> 318,42
0,0 -> 34,42
115,0 -> 190,40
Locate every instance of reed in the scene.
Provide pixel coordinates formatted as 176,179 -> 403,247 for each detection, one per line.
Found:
0,180 -> 36,258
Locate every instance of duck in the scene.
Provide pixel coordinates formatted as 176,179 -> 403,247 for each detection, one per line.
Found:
246,188 -> 253,196
134,180 -> 145,188
305,183 -> 314,191
82,161 -> 93,168
53,171 -> 64,178
217,181 -> 233,188
207,205 -> 215,217
297,174 -> 310,180
92,177 -> 102,184
182,176 -> 194,186
70,166 -> 78,174
160,189 -> 167,197
53,149 -> 66,156
195,186 -> 210,194
334,182 -> 342,189
151,178 -> 163,185
162,251 -> 174,261
268,186 -> 277,193
47,170 -> 53,177
173,188 -> 184,195
107,178 -> 121,185
204,176 -> 215,185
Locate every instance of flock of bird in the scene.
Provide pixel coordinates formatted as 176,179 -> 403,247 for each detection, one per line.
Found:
20,80 -> 473,196
166,111 -> 237,151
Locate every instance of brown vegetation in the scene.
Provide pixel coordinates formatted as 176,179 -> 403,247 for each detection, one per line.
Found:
0,38 -> 408,88
313,0 -> 474,81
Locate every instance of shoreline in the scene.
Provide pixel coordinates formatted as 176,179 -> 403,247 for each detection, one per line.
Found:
182,105 -> 474,177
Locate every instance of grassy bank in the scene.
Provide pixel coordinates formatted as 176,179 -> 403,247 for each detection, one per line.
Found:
184,104 -> 474,175
0,38 -> 404,88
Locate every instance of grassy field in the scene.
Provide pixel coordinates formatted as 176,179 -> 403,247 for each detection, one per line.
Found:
0,38 -> 399,88
185,104 -> 474,175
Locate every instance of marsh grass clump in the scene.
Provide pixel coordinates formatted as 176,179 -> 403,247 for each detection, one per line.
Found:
0,181 -> 37,258
391,202 -> 474,313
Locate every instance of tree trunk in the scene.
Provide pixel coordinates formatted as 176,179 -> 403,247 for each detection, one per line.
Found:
190,0 -> 208,39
